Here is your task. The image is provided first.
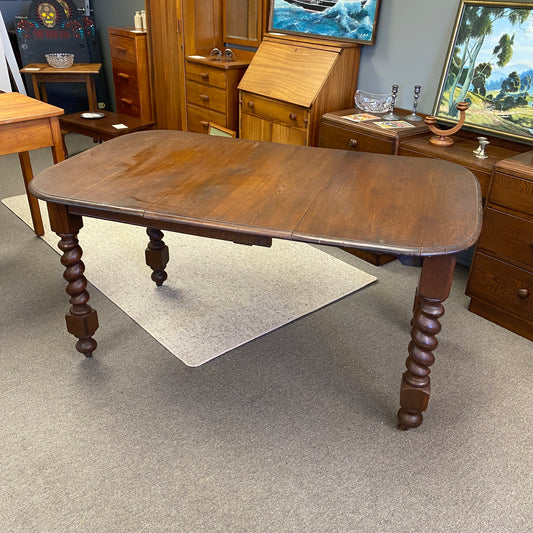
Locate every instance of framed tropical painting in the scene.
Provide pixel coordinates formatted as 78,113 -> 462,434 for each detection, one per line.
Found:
433,1 -> 533,145
268,0 -> 381,45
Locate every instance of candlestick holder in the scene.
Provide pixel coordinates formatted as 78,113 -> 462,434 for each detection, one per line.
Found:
473,137 -> 490,159
382,84 -> 400,120
424,102 -> 469,146
405,85 -> 423,121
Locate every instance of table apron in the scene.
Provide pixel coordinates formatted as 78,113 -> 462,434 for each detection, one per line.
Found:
0,118 -> 55,155
67,205 -> 273,247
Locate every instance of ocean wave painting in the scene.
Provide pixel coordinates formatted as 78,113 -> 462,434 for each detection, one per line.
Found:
270,0 -> 380,44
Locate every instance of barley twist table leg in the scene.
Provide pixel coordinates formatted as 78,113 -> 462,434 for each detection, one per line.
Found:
397,295 -> 444,429
58,231 -> 98,356
397,254 -> 456,430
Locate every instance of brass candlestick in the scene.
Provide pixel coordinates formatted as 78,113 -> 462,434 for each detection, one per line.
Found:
424,102 -> 469,146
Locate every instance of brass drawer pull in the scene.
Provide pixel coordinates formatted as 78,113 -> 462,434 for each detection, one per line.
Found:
289,113 -> 296,121
117,46 -> 127,54
517,288 -> 529,299
118,72 -> 130,79
120,98 -> 133,105
348,138 -> 358,148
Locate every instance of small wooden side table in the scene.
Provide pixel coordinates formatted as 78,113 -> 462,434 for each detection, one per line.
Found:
20,63 -> 102,111
0,92 -> 65,236
59,111 -> 155,142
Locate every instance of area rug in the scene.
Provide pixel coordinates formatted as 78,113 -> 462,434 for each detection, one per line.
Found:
3,195 -> 377,366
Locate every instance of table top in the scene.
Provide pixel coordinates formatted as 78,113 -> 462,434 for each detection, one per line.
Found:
59,111 -> 155,139
29,130 -> 483,256
20,63 -> 102,75
0,92 -> 64,125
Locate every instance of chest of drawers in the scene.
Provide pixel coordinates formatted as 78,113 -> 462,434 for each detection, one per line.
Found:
320,108 -> 429,155
185,56 -> 249,135
108,27 -> 152,121
466,151 -> 533,341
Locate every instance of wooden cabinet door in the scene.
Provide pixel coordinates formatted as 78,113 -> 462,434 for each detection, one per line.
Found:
145,0 -> 186,130
240,112 -> 272,141
272,123 -> 308,146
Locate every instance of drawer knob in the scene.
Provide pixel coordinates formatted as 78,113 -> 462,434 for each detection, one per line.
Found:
517,288 -> 529,299
117,46 -> 127,53
200,121 -> 209,128
289,113 -> 296,121
120,98 -> 133,105
247,101 -> 254,109
118,72 -> 130,79
200,73 -> 209,79
348,138 -> 358,148
200,94 -> 209,101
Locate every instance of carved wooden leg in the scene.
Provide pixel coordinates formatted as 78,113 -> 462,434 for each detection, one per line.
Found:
145,227 -> 169,286
47,203 -> 98,357
58,232 -> 98,356
397,254 -> 457,430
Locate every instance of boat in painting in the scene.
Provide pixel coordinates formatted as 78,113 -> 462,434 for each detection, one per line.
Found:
284,0 -> 338,12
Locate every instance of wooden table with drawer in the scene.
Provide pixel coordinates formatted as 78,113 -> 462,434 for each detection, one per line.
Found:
466,151 -> 533,341
185,56 -> 249,135
320,108 -> 429,155
108,27 -> 152,121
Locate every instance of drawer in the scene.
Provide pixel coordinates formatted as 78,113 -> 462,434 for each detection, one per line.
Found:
479,208 -> 533,267
467,252 -> 533,321
186,62 -> 226,89
115,92 -> 141,117
186,104 -> 227,134
241,92 -> 308,130
489,172 -> 533,215
186,81 -> 226,114
319,122 -> 395,154
112,62 -> 139,93
109,34 -> 137,63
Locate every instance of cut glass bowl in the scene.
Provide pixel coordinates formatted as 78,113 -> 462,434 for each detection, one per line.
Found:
354,90 -> 392,113
45,53 -> 74,69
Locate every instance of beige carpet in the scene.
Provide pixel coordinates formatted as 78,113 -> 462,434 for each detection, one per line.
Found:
3,195 -> 376,366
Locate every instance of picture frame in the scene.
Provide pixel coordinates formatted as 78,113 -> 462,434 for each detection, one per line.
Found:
433,0 -> 533,145
268,0 -> 381,45
207,123 -> 237,138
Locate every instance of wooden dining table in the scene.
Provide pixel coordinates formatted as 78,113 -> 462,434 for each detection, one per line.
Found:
29,130 -> 483,430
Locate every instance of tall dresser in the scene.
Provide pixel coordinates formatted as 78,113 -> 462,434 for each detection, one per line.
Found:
108,27 -> 152,121
466,151 -> 533,341
185,56 -> 249,134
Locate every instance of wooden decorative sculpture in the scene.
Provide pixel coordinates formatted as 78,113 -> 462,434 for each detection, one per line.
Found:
424,102 -> 469,146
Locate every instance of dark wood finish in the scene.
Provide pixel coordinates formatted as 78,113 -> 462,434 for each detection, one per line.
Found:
320,108 -> 430,265
0,92 -> 65,236
185,56 -> 248,134
20,63 -> 102,112
466,151 -> 533,341
399,134 -> 523,200
320,108 -> 430,155
59,112 -> 155,142
29,130 -> 482,429
108,27 -> 153,121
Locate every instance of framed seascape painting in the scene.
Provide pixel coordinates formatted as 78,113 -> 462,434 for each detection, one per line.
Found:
269,0 -> 381,45
433,1 -> 533,145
